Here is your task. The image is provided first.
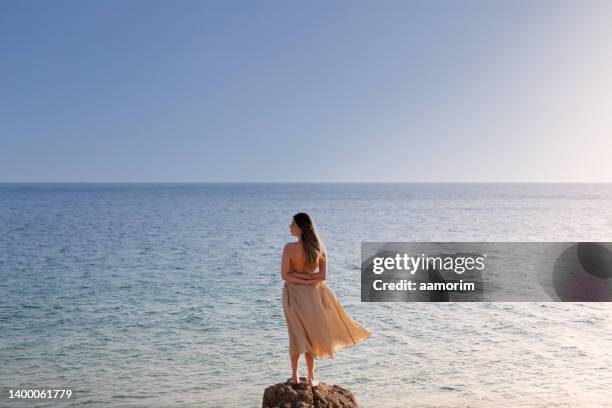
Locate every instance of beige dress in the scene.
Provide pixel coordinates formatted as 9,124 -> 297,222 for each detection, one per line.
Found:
282,277 -> 372,359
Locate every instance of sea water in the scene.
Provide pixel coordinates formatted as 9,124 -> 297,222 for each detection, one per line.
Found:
1,183 -> 611,407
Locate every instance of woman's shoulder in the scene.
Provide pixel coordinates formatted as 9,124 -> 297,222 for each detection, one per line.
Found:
284,241 -> 301,251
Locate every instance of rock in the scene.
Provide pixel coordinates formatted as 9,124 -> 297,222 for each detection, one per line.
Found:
262,377 -> 358,408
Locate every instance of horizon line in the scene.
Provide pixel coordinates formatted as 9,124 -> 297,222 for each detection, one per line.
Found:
1,181 -> 612,184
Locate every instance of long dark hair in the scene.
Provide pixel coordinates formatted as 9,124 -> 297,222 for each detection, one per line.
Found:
293,212 -> 325,271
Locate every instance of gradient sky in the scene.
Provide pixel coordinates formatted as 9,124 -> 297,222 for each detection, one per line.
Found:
1,0 -> 611,182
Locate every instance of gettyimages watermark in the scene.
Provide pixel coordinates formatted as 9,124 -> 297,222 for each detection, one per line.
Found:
361,242 -> 612,302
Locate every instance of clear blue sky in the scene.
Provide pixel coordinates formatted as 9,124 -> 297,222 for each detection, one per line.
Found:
1,0 -> 611,182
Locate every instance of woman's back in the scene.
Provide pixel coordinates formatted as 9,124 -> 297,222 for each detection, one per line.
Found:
287,242 -> 319,274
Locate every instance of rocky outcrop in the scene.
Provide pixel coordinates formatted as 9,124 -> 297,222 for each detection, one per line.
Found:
262,377 -> 358,408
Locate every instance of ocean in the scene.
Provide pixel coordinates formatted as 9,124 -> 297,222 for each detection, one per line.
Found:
1,183 -> 611,407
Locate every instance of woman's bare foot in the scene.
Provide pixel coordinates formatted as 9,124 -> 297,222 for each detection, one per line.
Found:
288,376 -> 300,385
306,377 -> 319,387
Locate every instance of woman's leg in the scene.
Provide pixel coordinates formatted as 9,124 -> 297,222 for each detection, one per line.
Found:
290,353 -> 300,383
305,352 -> 319,386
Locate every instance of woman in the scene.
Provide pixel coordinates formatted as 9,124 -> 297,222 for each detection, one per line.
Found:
281,212 -> 372,387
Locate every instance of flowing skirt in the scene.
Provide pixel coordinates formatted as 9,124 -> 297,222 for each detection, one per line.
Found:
282,281 -> 372,359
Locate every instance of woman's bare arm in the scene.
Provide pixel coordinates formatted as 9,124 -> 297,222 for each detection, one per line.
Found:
318,251 -> 327,280
289,270 -> 320,280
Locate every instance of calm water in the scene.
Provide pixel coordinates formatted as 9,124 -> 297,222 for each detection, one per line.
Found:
1,183 -> 612,407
